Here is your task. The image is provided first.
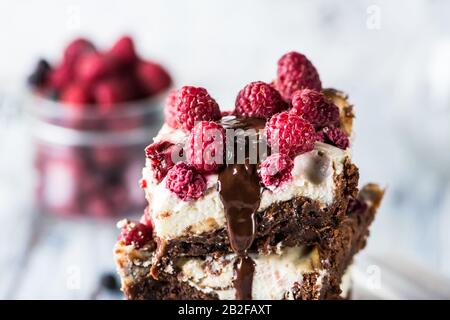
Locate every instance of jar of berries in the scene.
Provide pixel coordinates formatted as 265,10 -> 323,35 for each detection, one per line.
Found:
26,36 -> 172,218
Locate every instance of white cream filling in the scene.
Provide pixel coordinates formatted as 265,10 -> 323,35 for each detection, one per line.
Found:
340,266 -> 353,298
176,246 -> 323,300
144,126 -> 350,240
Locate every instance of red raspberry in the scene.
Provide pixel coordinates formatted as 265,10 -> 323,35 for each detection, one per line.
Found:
109,35 -> 138,67
145,141 -> 183,183
136,60 -> 172,95
173,86 -> 221,132
165,162 -> 207,201
75,52 -> 115,83
234,81 -> 287,119
265,111 -> 317,156
63,38 -> 96,67
60,83 -> 91,106
49,64 -> 73,91
275,51 -> 322,101
186,121 -> 225,173
119,221 -> 152,248
93,77 -> 134,108
259,153 -> 294,188
320,127 -> 350,150
164,90 -> 180,129
290,89 -> 339,129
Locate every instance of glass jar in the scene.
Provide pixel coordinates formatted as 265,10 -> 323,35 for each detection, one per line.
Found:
26,93 -> 163,218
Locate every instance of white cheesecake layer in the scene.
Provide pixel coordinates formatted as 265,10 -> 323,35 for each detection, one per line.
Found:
144,124 -> 350,240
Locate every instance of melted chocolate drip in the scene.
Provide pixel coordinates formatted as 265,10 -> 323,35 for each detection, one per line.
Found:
303,150 -> 330,185
217,116 -> 265,300
150,240 -> 167,280
218,160 -> 260,253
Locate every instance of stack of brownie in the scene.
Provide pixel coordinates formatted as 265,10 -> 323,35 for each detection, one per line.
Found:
114,51 -> 384,300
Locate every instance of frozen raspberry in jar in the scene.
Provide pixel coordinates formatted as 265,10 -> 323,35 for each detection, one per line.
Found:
27,36 -> 172,218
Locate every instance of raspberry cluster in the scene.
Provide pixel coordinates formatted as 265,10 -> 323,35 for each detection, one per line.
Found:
262,52 -> 349,169
30,37 -> 172,218
28,36 -> 172,107
158,51 -> 351,196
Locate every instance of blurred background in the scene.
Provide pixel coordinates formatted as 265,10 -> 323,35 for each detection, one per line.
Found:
1,0 -> 450,299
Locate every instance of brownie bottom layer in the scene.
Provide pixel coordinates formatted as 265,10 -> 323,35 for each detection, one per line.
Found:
115,184 -> 382,300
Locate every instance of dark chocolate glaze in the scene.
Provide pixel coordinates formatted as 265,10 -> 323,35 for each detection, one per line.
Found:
220,115 -> 266,131
217,116 -> 265,300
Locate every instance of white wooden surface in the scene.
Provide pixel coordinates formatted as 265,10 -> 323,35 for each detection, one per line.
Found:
1,0 -> 450,299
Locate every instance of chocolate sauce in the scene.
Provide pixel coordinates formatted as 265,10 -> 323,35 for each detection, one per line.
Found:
217,116 -> 265,300
303,150 -> 330,184
218,160 -> 260,253
150,239 -> 167,280
220,116 -> 266,131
